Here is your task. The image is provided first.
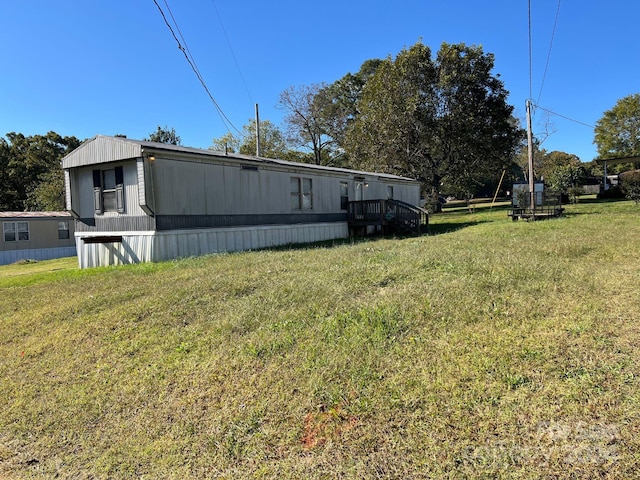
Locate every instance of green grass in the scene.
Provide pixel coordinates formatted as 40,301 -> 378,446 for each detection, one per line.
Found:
2,198 -> 640,478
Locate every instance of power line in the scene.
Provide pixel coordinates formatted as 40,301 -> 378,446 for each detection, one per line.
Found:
533,103 -> 594,129
152,0 -> 242,135
536,0 -> 561,106
528,0 -> 533,102
209,0 -> 254,106
162,0 -> 202,83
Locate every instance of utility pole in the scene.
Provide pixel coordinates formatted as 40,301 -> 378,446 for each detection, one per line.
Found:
255,103 -> 261,157
526,99 -> 535,210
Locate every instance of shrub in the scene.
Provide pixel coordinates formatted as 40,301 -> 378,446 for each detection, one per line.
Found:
620,171 -> 640,204
597,185 -> 625,200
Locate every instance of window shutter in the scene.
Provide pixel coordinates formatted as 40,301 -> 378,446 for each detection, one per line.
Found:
93,169 -> 103,214
115,166 -> 125,213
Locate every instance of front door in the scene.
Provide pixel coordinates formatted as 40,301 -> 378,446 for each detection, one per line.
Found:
355,181 -> 364,201
354,181 -> 364,218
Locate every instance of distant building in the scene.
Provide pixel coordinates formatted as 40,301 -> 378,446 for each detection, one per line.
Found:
0,212 -> 76,265
63,136 -> 424,268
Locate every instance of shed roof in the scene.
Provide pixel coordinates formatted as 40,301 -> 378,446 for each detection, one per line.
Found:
0,212 -> 72,219
595,156 -> 640,166
62,135 -> 418,183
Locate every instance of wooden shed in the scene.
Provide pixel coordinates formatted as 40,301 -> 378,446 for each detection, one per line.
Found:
0,212 -> 76,265
62,135 -> 425,268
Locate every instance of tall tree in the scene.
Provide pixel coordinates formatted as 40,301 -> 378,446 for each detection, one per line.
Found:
211,119 -> 299,161
546,162 -> 587,203
146,125 -> 181,145
317,59 -> 383,151
345,42 -> 439,182
345,41 -> 522,197
433,43 -> 522,196
537,150 -> 581,182
278,84 -> 343,165
594,93 -> 640,172
0,131 -> 81,211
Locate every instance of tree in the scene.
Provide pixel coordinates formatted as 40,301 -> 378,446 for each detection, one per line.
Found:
546,162 -> 587,204
25,167 -> 66,211
594,93 -> 640,161
210,131 -> 241,154
345,41 -> 522,197
146,125 -> 181,145
0,137 -> 12,210
344,42 -> 439,183
0,131 -> 81,211
620,171 -> 640,204
278,84 -> 343,166
537,150 -> 581,182
314,59 -> 383,157
211,119 -> 297,160
434,43 -> 522,197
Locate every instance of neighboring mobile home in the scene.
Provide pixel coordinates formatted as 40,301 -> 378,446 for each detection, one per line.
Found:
0,212 -> 76,265
62,135 -> 424,268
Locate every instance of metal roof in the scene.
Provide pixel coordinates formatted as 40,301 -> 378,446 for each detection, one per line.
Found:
0,212 -> 72,219
595,156 -> 640,166
62,135 -> 419,183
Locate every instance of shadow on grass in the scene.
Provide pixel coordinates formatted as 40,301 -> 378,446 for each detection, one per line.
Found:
571,196 -> 628,204
428,220 -> 488,235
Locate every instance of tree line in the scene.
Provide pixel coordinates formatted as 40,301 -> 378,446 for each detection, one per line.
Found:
3,41 -> 639,212
217,41 -> 525,201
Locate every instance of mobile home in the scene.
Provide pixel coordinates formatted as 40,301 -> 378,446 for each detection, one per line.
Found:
0,212 -> 76,265
62,135 -> 424,268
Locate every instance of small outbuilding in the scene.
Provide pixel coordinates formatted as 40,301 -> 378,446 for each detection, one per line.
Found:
62,136 -> 425,268
0,211 -> 76,265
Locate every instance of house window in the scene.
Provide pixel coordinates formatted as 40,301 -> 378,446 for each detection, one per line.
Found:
387,185 -> 394,199
58,221 -> 70,240
291,177 -> 313,210
93,166 -> 125,214
102,169 -> 117,212
340,181 -> 349,210
3,222 -> 29,242
3,222 -> 15,242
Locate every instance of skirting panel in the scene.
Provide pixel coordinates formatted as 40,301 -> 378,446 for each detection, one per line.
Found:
76,223 -> 348,268
0,246 -> 77,266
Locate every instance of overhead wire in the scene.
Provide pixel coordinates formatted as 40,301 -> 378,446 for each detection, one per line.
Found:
536,0 -> 561,106
162,1 -> 203,84
152,0 -> 242,135
528,0 -> 533,102
527,1 -> 591,131
209,0 -> 254,106
532,103 -> 594,129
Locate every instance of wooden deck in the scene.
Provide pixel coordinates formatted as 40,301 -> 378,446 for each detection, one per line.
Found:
348,199 -> 428,236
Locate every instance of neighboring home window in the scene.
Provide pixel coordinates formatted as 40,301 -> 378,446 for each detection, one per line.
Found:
291,177 -> 313,210
340,181 -> 349,210
3,222 -> 15,242
93,166 -> 125,214
58,221 -> 70,240
3,221 -> 29,242
387,185 -> 394,199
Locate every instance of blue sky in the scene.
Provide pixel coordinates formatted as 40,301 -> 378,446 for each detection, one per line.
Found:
1,1 -> 638,163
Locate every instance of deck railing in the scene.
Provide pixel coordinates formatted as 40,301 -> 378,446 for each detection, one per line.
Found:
347,199 -> 428,235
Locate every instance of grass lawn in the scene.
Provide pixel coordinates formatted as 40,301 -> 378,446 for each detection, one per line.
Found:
1,198 -> 639,478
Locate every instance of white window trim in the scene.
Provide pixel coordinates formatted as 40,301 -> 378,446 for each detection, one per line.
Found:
291,177 -> 313,211
3,221 -> 29,242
